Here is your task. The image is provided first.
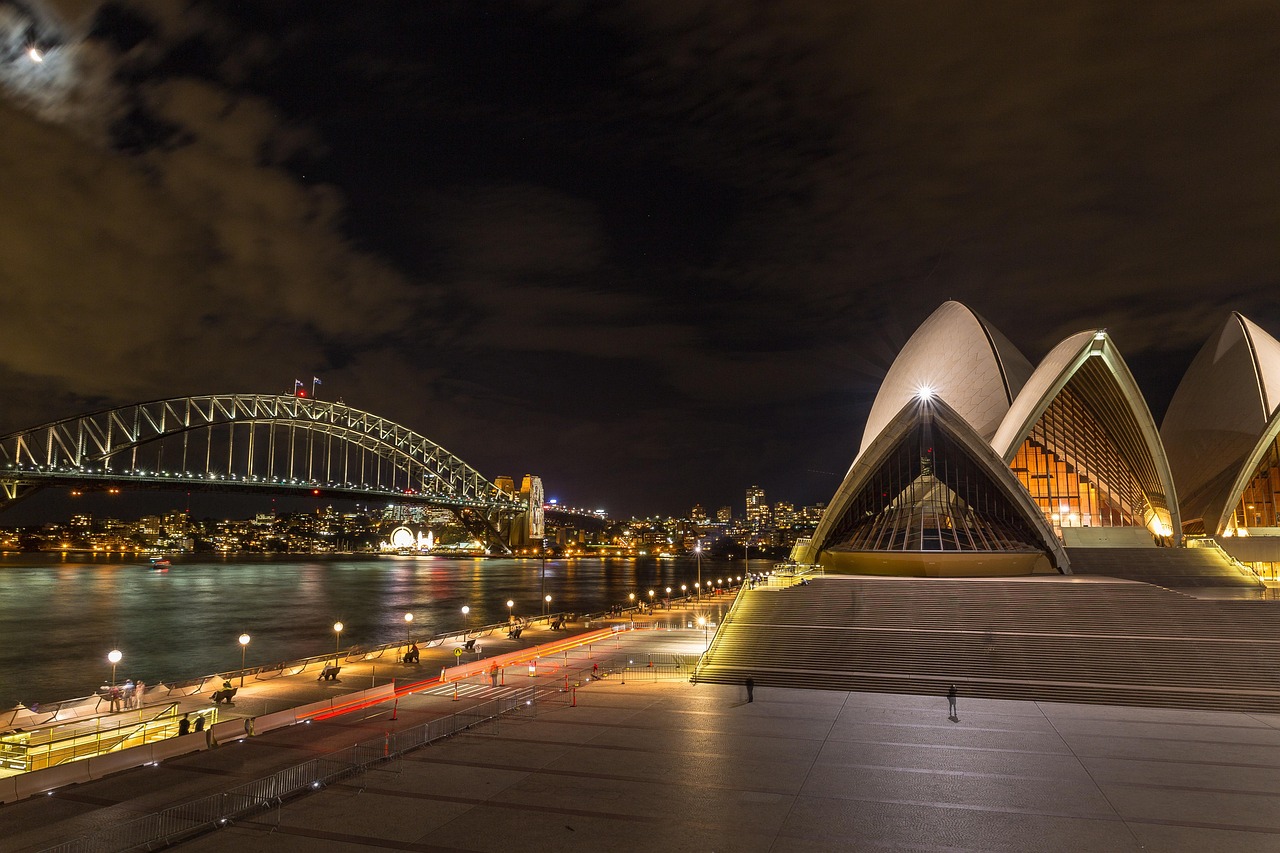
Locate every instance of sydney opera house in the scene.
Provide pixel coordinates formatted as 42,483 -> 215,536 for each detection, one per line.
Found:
796,302 -> 1280,583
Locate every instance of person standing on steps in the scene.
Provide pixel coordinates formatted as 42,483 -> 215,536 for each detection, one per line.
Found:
746,677 -> 754,703
947,684 -> 958,720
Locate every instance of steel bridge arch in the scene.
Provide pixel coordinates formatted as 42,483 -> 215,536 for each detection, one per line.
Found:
0,395 -> 526,547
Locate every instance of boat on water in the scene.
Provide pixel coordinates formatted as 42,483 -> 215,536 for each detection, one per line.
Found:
149,557 -> 171,569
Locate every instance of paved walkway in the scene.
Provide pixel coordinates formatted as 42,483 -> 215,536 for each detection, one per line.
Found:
0,594 -> 734,773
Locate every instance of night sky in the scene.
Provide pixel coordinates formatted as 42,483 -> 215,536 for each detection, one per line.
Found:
2,1 -> 1278,520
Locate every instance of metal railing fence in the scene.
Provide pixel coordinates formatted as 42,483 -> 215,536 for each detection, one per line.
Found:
39,687 -> 538,853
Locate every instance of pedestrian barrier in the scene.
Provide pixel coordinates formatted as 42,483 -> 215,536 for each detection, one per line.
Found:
37,687 -> 540,853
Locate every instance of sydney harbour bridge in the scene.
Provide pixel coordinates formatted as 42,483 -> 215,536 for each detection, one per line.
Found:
0,393 -> 590,553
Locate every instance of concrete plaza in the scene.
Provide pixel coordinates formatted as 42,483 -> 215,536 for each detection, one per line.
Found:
168,681 -> 1280,853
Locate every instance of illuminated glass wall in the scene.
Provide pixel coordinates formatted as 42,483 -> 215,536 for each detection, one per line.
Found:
1229,434 -> 1280,532
1010,386 -> 1147,538
824,416 -> 1044,553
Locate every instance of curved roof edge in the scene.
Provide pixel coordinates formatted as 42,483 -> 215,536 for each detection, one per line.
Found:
805,396 -> 1069,572
1238,314 -> 1280,418
1212,404 -> 1280,535
991,330 -> 1097,459
856,302 -> 1032,461
991,330 -> 1181,538
1161,313 -> 1279,528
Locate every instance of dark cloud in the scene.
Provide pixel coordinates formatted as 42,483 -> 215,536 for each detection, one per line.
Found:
1,0 -> 1277,518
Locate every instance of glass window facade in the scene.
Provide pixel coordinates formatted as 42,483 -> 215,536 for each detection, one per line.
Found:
1010,386 -> 1147,538
825,415 -> 1044,553
1228,433 -> 1280,533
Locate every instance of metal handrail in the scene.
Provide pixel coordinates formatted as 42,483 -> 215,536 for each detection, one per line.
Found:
38,687 -> 538,853
7,599 -> 718,730
693,582 -> 748,681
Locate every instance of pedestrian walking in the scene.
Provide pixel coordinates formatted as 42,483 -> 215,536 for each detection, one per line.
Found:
123,679 -> 135,709
194,714 -> 205,732
109,684 -> 121,713
947,684 -> 958,720
746,676 -> 754,703
178,712 -> 191,736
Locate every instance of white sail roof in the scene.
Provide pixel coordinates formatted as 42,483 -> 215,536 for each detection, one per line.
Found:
857,302 -> 1032,461
1163,313 -> 1280,532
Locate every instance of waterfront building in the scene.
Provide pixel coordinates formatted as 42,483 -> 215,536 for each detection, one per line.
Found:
799,301 -> 1206,577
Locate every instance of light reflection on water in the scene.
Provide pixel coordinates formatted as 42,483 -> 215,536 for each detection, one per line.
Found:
0,552 -> 729,707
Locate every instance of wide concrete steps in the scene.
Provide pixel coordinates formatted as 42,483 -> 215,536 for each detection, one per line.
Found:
1065,546 -> 1261,588
696,577 -> 1280,713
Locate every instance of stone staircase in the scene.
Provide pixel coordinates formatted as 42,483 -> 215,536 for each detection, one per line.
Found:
695,576 -> 1280,713
1065,546 -> 1262,588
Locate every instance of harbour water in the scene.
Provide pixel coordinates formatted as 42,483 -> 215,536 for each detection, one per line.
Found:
0,552 -> 735,708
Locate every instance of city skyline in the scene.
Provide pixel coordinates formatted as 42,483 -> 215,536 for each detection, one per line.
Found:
2,3 -> 1277,518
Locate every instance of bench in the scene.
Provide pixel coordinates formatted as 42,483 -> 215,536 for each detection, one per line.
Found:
462,639 -> 476,652
550,618 -> 564,630
506,627 -> 523,639
210,687 -> 237,705
317,665 -> 342,682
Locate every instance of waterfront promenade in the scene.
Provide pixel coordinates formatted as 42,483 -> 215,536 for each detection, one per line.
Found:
0,617 -> 1278,850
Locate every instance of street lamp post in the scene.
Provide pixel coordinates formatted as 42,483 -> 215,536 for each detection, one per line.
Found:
629,592 -> 636,612
506,599 -> 515,623
539,538 -> 548,620
544,594 -> 552,618
695,543 -> 702,598
333,621 -> 344,664
697,616 -> 708,652
695,581 -> 701,600
404,612 -> 414,646
107,649 -> 122,688
680,584 -> 687,604
238,633 -> 250,688
461,605 -> 470,633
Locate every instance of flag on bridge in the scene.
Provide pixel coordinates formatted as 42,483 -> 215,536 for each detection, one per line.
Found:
294,379 -> 305,397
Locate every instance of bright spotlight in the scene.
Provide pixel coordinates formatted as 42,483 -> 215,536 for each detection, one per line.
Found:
916,385 -> 935,401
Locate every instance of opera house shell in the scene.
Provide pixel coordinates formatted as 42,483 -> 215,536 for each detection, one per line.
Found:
799,301 -> 1181,577
1162,313 -> 1280,572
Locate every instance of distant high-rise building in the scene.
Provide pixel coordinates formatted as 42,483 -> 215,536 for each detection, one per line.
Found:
746,486 -> 768,527
717,506 -> 733,524
774,501 -> 795,528
802,502 -> 827,523
690,504 -> 707,522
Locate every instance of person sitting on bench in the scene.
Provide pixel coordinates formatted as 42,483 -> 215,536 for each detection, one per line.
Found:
463,639 -> 476,651
318,664 -> 341,681
210,687 -> 237,704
